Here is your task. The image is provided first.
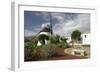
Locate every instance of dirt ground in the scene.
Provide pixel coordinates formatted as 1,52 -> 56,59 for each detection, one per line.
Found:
47,48 -> 87,60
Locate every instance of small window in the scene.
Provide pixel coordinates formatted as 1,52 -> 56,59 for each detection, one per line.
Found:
84,35 -> 86,38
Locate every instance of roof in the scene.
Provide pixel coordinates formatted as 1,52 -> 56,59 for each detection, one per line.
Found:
81,32 -> 90,34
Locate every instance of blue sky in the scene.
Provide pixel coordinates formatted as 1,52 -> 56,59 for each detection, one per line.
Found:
24,11 -> 90,37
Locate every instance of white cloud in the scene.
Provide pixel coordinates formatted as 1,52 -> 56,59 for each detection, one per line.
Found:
51,13 -> 67,23
41,12 -> 50,21
25,12 -> 90,37
53,13 -> 90,37
41,22 -> 50,28
77,14 -> 90,32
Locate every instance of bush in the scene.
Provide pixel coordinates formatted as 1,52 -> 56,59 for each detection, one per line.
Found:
32,48 -> 48,60
30,43 -> 57,60
24,42 -> 37,61
50,35 -> 60,45
24,36 -> 68,61
24,42 -> 57,61
42,43 -> 56,57
24,42 -> 36,49
56,41 -> 68,49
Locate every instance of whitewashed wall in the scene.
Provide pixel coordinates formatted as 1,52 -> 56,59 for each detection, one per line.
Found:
82,33 -> 91,45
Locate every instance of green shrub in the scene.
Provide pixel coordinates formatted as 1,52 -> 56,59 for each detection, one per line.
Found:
30,43 -> 57,60
24,42 -> 56,61
42,43 -> 56,57
24,42 -> 36,49
24,42 -> 37,61
24,35 -> 68,61
56,41 -> 68,49
31,48 -> 48,60
50,35 -> 60,45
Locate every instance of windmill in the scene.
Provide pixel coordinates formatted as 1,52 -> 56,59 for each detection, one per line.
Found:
37,12 -> 53,46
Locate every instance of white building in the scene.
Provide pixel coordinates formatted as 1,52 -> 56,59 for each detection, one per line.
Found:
66,32 -> 91,45
67,37 -> 71,43
81,33 -> 91,45
37,25 -> 51,46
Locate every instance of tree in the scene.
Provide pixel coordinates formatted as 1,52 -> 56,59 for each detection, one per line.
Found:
71,30 -> 81,47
